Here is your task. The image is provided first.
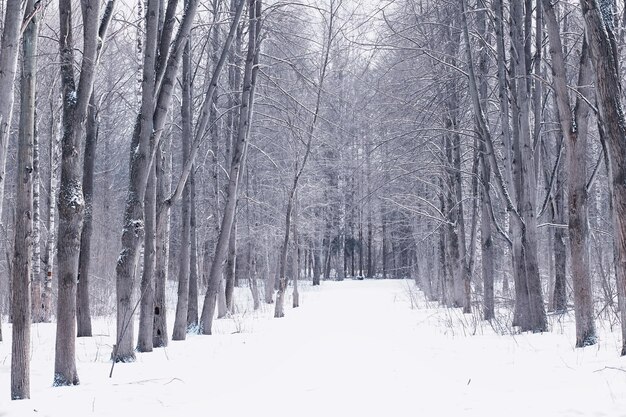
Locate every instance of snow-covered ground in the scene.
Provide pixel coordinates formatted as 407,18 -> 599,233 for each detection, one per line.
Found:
1,280 -> 626,416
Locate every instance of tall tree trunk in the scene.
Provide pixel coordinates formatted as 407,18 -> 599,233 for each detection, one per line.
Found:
579,0 -> 626,354
493,0 -> 514,295
249,244 -> 260,310
567,55 -> 595,345
0,1 -> 25,219
172,36 -> 192,342
134,0 -> 154,349
55,0 -> 101,385
137,161 -> 157,352
187,169 -> 199,329
152,131 -> 171,348
473,0 -> 494,320
543,0 -> 596,346
313,239 -> 321,285
553,162 -> 567,312
510,0 -> 547,332
453,129 -> 470,312
31,102 -> 42,322
200,0 -> 260,333
76,95 -> 98,338
441,7 -> 470,309
224,222 -> 237,312
245,181 -> 260,309
113,0 -> 199,363
12,0 -> 37,398
42,100 -> 60,324
292,219 -> 300,308
223,0 -> 242,315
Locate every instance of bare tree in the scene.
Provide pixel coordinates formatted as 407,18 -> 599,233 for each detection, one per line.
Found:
76,95 -> 98,337
200,0 -> 261,334
579,0 -> 626,355
134,0 -> 246,352
113,0 -> 199,362
11,0 -> 40,399
172,36 -> 193,341
274,0 -> 334,318
54,0 -> 103,386
543,0 -> 596,347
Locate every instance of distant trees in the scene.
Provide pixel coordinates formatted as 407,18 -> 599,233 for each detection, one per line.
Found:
378,0 -> 626,351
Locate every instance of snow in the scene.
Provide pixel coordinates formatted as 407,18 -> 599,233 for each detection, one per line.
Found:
1,280 -> 626,416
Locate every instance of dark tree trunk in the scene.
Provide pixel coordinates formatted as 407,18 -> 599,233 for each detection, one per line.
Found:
579,0 -> 626,354
509,0 -> 547,332
553,172 -> 567,312
172,36 -> 192,341
313,240 -> 321,285
12,0 -> 37,398
152,131 -> 171,348
77,95 -> 98,338
137,160 -> 156,352
225,222 -> 237,312
543,0 -> 596,345
55,0 -> 101,385
187,169 -> 199,329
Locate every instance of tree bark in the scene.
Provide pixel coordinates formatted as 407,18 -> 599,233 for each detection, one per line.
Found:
313,239 -> 321,285
509,0 -> 547,332
31,101 -> 41,323
55,0 -> 100,385
12,0 -> 37,398
187,169 -> 199,329
77,95 -> 98,338
137,159 -> 157,352
292,195 -> 300,308
172,36 -> 192,341
225,222 -> 237,312
152,134 -> 171,348
553,165 -> 567,312
543,0 -> 596,346
0,1 -> 25,220
494,0 -> 514,296
42,100 -> 60,324
579,0 -> 626,354
474,0 -> 494,320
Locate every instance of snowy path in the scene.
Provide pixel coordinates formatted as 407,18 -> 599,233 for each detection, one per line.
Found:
2,280 -> 626,416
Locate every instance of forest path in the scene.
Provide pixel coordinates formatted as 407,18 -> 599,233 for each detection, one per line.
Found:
3,279 -> 626,416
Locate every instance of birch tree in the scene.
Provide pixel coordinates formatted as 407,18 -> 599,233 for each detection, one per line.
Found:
0,1 -> 25,220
